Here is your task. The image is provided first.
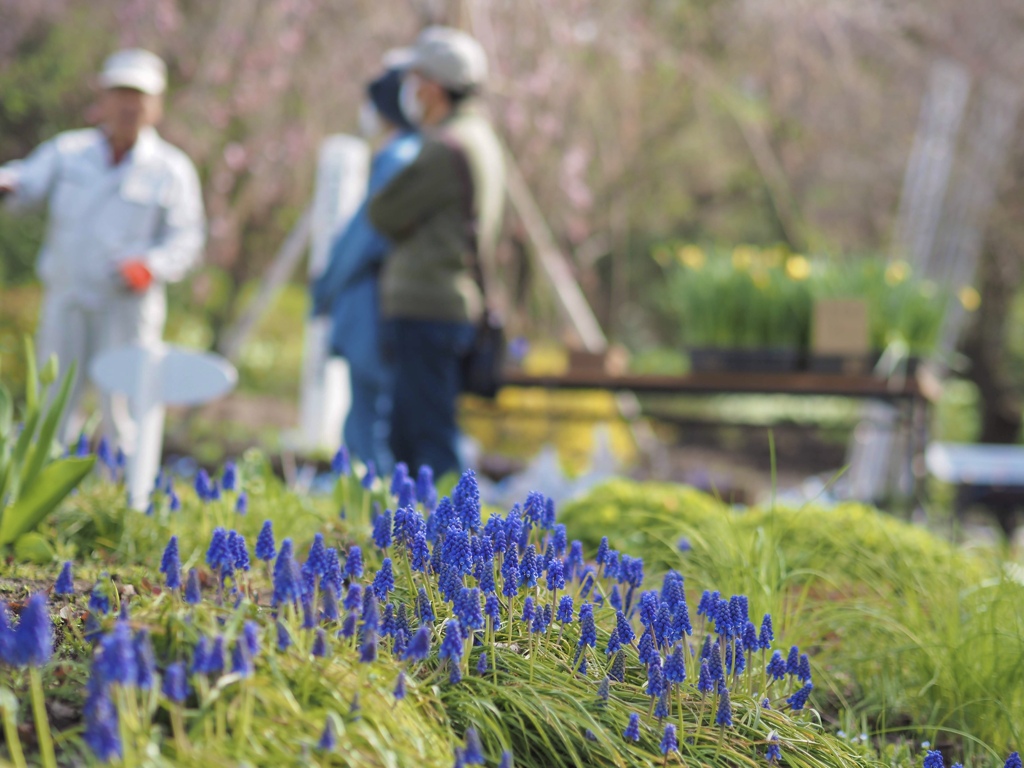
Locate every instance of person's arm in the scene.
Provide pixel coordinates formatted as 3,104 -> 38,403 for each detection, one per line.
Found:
368,140 -> 460,241
139,156 -> 206,284
312,137 -> 425,313
311,199 -> 378,315
0,138 -> 61,212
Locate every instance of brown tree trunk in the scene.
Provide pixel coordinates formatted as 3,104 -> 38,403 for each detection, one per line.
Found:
963,243 -> 1021,444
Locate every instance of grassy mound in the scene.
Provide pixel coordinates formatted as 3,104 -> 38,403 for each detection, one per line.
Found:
561,480 -> 1024,756
0,460 -> 911,767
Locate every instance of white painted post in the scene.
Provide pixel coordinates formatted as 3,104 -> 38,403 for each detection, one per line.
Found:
91,343 -> 237,510
296,134 -> 370,451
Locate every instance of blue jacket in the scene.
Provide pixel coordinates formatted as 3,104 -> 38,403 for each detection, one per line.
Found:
312,131 -> 421,383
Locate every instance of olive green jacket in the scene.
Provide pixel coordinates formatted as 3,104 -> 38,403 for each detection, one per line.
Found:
369,101 -> 506,323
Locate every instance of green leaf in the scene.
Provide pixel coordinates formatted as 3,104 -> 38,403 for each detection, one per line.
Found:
23,336 -> 38,412
20,361 -> 76,491
13,531 -> 55,564
0,381 -> 12,440
0,408 -> 40,505
0,456 -> 94,545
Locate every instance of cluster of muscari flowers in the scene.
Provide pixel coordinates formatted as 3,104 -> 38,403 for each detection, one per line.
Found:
923,751 -> 1022,768
145,461 -> 247,515
44,458 -> 1023,766
95,437 -> 127,483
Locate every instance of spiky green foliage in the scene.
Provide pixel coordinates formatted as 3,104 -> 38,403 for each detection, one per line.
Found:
0,461 -> 908,768
560,480 -> 1024,754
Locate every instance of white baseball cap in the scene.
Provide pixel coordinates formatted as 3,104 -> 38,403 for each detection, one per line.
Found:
98,49 -> 167,95
406,27 -> 488,91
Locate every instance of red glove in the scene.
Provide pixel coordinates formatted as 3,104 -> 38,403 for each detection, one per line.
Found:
119,260 -> 154,293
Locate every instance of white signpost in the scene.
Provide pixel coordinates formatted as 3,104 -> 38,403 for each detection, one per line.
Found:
295,134 -> 370,452
91,343 -> 237,510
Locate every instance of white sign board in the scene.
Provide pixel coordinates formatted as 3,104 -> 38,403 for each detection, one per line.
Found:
91,343 -> 237,510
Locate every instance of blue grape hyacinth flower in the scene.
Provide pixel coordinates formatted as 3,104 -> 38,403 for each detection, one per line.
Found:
464,727 -> 485,765
83,676 -> 121,761
133,630 -> 155,689
373,558 -> 395,601
767,650 -> 786,680
13,594 -> 52,667
55,561 -> 75,595
160,536 -> 181,590
184,569 -> 201,605
716,687 -> 733,727
96,622 -> 136,685
89,583 -> 111,615
222,461 -> 237,492
759,613 -> 774,650
394,670 -> 407,700
578,603 -> 596,648
439,619 -> 464,661
404,625 -> 432,662
318,717 -> 337,751
345,545 -> 364,580
766,732 -> 782,763
623,713 -> 641,742
660,723 -> 678,755
255,520 -> 276,562
162,661 -> 188,704
923,751 -> 945,768
787,682 -> 813,711
311,628 -> 328,658
331,447 -> 350,475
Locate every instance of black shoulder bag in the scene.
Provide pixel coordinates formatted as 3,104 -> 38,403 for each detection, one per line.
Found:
442,136 -> 506,399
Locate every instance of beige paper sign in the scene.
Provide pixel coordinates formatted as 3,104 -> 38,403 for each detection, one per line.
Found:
812,299 -> 869,355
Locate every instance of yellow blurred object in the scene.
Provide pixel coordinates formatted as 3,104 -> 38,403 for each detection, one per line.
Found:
885,260 -> 910,286
785,255 -> 811,281
459,341 -> 638,476
731,245 -> 757,270
958,285 -> 981,312
762,245 -> 788,266
676,245 -> 706,271
521,341 -> 568,376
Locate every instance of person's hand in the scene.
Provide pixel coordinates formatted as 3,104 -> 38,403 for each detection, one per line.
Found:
119,259 -> 154,293
0,173 -> 15,199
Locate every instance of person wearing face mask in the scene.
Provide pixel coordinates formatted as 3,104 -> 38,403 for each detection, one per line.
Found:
369,27 -> 506,478
0,49 -> 205,450
311,59 -> 422,472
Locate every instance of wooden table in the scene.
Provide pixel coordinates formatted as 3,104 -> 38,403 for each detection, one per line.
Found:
501,369 -> 930,401
498,368 -> 938,504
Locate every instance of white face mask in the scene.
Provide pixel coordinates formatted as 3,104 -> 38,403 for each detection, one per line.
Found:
358,100 -> 382,138
399,76 -> 425,126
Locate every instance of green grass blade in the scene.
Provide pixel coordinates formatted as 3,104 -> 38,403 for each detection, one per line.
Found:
19,361 -> 76,491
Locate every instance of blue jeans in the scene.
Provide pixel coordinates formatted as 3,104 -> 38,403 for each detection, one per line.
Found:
383,318 -> 476,479
344,369 -> 392,475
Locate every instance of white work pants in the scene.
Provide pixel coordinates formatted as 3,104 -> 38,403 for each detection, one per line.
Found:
36,287 -> 167,452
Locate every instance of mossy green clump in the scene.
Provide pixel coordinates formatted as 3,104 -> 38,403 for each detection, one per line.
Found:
0,462 -> 903,768
561,480 -> 1024,755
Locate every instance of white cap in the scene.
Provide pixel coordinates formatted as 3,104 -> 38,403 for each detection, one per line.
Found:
407,26 -> 488,91
98,49 -> 167,95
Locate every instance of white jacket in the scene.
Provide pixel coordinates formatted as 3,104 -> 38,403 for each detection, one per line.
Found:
2,126 -> 205,301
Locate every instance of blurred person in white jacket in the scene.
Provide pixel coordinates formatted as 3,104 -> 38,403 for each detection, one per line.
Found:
0,49 -> 205,450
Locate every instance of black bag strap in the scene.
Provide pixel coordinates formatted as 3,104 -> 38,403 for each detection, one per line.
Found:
440,134 -> 493,318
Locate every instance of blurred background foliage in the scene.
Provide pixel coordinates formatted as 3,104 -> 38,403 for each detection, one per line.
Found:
1,0 -> 1023,452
